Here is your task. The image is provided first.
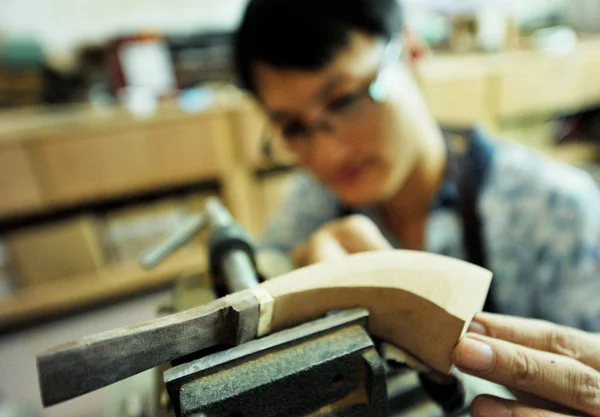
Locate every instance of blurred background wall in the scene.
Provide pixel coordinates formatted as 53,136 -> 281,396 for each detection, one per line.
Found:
4,0 -> 597,55
0,0 -> 245,52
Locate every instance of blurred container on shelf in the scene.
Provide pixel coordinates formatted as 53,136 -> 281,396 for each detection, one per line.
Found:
403,0 -> 585,53
0,36 -> 44,70
404,0 -> 518,52
106,32 -> 177,99
177,86 -> 215,113
167,31 -> 235,89
530,26 -> 578,55
6,215 -> 106,287
0,36 -> 45,108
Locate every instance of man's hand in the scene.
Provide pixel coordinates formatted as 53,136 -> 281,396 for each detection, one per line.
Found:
292,215 -> 392,267
453,312 -> 600,417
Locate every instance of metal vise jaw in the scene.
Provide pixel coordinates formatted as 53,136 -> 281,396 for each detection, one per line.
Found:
164,309 -> 388,417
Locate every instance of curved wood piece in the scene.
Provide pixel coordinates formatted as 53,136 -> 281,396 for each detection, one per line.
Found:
36,249 -> 491,406
253,249 -> 493,373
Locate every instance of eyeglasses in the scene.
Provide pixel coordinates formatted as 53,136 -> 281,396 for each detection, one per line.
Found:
261,37 -> 404,159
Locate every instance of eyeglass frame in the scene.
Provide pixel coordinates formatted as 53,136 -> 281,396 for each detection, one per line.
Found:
260,36 -> 404,160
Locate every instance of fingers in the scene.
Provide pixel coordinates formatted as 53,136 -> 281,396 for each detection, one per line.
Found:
330,215 -> 392,253
291,215 -> 391,267
291,244 -> 307,267
470,312 -> 600,370
292,231 -> 348,267
453,334 -> 600,416
471,395 -> 576,417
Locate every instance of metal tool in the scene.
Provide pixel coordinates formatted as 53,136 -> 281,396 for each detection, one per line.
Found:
204,198 -> 260,294
141,214 -> 206,269
140,197 -> 260,294
165,309 -> 388,417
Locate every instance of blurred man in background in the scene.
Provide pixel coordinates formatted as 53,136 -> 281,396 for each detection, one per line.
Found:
233,2 -> 600,413
234,0 -> 600,332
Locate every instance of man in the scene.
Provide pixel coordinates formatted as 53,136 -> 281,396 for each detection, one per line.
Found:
232,3 -> 600,413
233,0 -> 600,333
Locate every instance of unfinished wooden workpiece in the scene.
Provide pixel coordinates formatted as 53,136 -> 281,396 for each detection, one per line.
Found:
251,249 -> 493,373
36,249 -> 492,406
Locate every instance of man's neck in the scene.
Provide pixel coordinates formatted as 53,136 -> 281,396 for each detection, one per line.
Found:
380,128 -> 447,248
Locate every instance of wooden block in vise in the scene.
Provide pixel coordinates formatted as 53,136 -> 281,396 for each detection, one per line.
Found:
255,249 -> 492,374
36,249 -> 492,406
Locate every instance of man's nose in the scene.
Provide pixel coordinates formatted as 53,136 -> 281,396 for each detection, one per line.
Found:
306,126 -> 352,166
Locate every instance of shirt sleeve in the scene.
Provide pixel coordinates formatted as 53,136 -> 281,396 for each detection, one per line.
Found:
481,144 -> 600,331
257,171 -> 340,254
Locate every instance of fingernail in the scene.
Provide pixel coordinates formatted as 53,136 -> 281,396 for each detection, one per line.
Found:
455,336 -> 494,373
472,396 -> 510,417
468,320 -> 488,335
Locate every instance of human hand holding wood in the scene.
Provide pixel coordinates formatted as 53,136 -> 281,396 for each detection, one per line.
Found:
292,215 -> 392,267
453,313 -> 600,417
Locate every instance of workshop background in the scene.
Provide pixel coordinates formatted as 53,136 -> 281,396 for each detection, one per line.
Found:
0,0 -> 599,416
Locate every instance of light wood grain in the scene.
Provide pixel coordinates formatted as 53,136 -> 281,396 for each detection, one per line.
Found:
418,56 -> 493,128
0,244 -> 207,331
7,216 -> 105,286
27,114 -> 228,207
495,53 -> 582,119
257,250 -> 492,374
0,145 -> 43,216
0,100 -> 234,147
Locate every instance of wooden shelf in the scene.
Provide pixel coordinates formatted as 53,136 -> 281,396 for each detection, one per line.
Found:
535,141 -> 600,166
0,89 -> 249,146
418,37 -> 600,131
0,244 -> 207,332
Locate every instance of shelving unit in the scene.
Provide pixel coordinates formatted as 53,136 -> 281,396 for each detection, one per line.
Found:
0,93 -> 260,332
1,38 -> 600,333
0,243 -> 207,332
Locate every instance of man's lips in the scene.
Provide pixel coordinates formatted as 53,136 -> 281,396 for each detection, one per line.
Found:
328,161 -> 372,186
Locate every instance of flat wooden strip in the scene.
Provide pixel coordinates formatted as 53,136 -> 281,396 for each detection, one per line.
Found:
37,290 -> 259,406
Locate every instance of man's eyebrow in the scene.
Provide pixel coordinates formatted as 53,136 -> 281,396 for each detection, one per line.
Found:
267,74 -> 345,121
317,74 -> 344,100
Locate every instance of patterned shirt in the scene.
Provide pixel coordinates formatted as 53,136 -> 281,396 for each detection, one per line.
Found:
258,131 -> 600,332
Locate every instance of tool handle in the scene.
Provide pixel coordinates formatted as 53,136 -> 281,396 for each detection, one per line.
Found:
205,197 -> 232,228
221,250 -> 259,293
140,214 -> 206,269
205,198 -> 260,293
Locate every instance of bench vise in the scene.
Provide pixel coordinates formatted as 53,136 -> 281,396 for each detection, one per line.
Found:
36,198 -> 490,416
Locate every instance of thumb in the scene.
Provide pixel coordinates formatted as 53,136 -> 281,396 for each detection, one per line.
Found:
471,395 -> 576,417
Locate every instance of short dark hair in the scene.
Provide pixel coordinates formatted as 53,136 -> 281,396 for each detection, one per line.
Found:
233,0 -> 403,95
